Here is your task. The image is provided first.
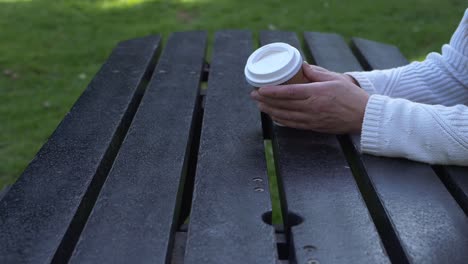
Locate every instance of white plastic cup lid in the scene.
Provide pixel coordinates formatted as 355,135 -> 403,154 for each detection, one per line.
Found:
244,42 -> 302,87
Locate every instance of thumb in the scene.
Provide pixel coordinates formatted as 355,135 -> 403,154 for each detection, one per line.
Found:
302,63 -> 336,82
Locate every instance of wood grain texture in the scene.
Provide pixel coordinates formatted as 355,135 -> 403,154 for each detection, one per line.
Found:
263,31 -> 389,264
184,30 -> 277,264
69,31 -> 207,264
349,36 -> 468,264
0,35 -> 161,264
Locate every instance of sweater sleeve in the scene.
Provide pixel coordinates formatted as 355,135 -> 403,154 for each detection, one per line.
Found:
361,95 -> 468,165
346,8 -> 468,106
352,9 -> 468,165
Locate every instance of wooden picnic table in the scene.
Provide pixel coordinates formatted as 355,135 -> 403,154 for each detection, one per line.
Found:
0,30 -> 467,264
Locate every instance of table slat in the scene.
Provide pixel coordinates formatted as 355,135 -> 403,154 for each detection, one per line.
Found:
184,30 -> 277,264
305,33 -> 412,263
306,32 -> 363,72
69,31 -> 207,263
0,185 -> 10,201
0,35 -> 161,264
262,30 -> 389,264
437,166 -> 468,214
349,36 -> 468,263
351,37 -> 409,70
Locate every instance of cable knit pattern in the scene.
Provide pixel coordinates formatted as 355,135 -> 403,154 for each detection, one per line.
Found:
346,9 -> 468,165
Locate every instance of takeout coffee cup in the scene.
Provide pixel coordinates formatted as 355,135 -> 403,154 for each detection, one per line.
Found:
244,42 -> 308,88
245,42 -> 308,126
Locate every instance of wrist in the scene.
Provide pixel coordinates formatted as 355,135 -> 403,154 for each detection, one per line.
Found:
354,91 -> 370,133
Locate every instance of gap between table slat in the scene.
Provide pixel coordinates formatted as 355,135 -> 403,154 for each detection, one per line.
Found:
350,36 -> 468,264
0,35 -> 161,264
184,30 -> 277,264
261,30 -> 390,264
69,31 -> 207,264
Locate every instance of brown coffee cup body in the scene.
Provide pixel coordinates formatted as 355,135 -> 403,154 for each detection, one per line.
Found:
282,66 -> 309,85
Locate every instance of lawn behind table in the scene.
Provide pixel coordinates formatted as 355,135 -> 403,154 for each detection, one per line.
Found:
0,0 -> 465,190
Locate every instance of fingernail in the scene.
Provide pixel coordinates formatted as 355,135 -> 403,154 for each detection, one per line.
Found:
250,90 -> 258,98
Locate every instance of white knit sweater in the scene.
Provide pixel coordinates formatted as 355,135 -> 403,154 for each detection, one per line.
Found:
347,9 -> 468,166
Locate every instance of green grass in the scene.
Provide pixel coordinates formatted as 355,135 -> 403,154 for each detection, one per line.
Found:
264,140 -> 283,224
1,0 -> 465,191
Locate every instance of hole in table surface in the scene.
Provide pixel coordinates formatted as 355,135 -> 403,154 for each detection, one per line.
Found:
262,208 -> 304,230
261,210 -> 303,229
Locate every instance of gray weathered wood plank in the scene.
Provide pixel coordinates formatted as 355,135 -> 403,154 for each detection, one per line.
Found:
184,30 -> 277,264
347,36 -> 468,263
438,166 -> 468,214
0,35 -> 161,264
351,37 -> 409,70
262,31 -> 389,264
69,31 -> 207,263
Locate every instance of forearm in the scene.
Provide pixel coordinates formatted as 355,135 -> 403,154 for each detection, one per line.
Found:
346,9 -> 468,105
361,94 -> 468,166
347,55 -> 468,106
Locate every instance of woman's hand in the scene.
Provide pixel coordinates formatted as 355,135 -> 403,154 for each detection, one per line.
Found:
250,63 -> 369,134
